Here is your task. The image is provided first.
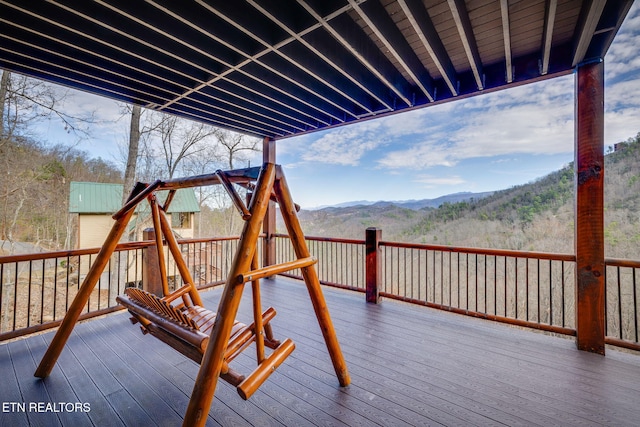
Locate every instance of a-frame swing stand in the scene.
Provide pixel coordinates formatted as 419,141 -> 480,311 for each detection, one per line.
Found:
34,163 -> 350,427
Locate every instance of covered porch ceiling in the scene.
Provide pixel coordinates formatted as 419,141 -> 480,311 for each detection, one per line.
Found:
0,0 -> 633,140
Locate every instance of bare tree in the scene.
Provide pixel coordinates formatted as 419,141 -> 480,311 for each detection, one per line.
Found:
0,70 -> 9,140
122,104 -> 142,204
213,129 -> 260,170
0,70 -> 95,142
156,115 -> 218,179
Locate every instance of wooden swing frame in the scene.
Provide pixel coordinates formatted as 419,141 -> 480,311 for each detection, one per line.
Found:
34,163 -> 350,427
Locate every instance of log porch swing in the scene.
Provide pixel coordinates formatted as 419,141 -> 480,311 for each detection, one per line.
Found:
33,162 -> 351,426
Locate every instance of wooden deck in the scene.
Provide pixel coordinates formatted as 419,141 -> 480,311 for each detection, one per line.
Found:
2,277 -> 640,426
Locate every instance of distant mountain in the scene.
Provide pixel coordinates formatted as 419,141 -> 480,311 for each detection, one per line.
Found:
309,191 -> 493,211
371,191 -> 495,210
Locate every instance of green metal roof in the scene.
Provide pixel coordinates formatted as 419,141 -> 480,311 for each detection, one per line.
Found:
69,182 -> 200,214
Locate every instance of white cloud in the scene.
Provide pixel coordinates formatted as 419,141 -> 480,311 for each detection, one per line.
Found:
606,3 -> 640,79
301,120 -> 386,165
414,175 -> 466,188
377,143 -> 455,168
377,78 -> 576,170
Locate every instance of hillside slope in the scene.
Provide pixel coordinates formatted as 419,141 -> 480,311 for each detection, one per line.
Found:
288,132 -> 640,258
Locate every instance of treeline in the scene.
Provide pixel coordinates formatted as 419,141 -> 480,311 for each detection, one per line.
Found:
0,137 -> 122,251
410,162 -> 574,235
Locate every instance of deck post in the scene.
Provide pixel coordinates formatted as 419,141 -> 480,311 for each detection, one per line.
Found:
366,227 -> 381,303
263,137 -> 276,273
574,59 -> 605,355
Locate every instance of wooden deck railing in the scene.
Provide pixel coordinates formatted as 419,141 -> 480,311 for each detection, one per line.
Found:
2,231 -> 639,352
604,258 -> 640,350
274,232 -> 577,335
0,237 -> 240,341
274,229 -> 640,352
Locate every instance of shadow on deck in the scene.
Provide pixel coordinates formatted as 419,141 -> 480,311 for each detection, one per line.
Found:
2,277 -> 640,426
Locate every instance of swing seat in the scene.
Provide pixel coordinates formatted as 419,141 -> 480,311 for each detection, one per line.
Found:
116,287 -> 294,397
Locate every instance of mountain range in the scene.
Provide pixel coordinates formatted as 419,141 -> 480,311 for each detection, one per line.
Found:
309,191 -> 494,211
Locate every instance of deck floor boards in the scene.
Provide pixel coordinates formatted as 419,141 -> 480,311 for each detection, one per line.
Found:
2,277 -> 640,426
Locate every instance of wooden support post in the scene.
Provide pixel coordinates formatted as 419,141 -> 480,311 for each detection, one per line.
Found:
150,196 -> 170,297
273,165 -> 351,388
366,227 -> 381,304
248,192 -> 265,364
575,60 -> 605,355
263,137 -> 276,273
142,228 -> 163,297
35,207 -> 137,378
183,163 -> 276,427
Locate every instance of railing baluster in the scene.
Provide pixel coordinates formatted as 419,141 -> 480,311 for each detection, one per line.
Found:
27,260 -> 33,328
40,259 -> 46,325
513,257 -> 518,319
634,268 -> 638,343
13,262 -> 18,331
549,260 -> 553,327
537,258 -> 541,324
617,266 -> 623,340
562,260 -> 566,328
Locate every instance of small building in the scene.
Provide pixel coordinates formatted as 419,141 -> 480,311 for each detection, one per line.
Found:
69,182 -> 200,249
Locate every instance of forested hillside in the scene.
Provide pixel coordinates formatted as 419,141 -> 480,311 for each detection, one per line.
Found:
291,132 -> 640,259
0,137 -> 122,252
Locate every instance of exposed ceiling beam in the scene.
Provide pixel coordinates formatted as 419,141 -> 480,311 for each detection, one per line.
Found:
88,0 -> 303,135
152,0 -> 350,126
541,0 -> 557,75
572,0 -> 607,66
35,0 -> 320,133
500,0 -> 513,83
398,0 -> 458,97
349,0 -> 435,102
447,0 -> 484,90
297,0 -> 412,108
247,0 -> 394,112
196,0 -> 371,121
145,0 -> 327,130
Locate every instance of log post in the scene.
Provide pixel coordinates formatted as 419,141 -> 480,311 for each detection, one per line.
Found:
142,228 -> 163,297
262,137 -> 276,273
575,59 -> 605,355
366,227 -> 381,304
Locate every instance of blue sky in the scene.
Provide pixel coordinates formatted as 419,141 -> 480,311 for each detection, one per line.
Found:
39,3 -> 640,209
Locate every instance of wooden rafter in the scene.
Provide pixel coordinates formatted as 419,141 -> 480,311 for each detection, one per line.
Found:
572,0 -> 607,66
541,0 -> 558,75
447,0 -> 484,90
398,0 -> 458,97
298,0 -> 412,108
349,0 -> 434,102
500,0 -> 513,83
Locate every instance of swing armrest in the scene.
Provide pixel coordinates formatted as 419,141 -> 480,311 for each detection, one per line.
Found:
163,284 -> 194,303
